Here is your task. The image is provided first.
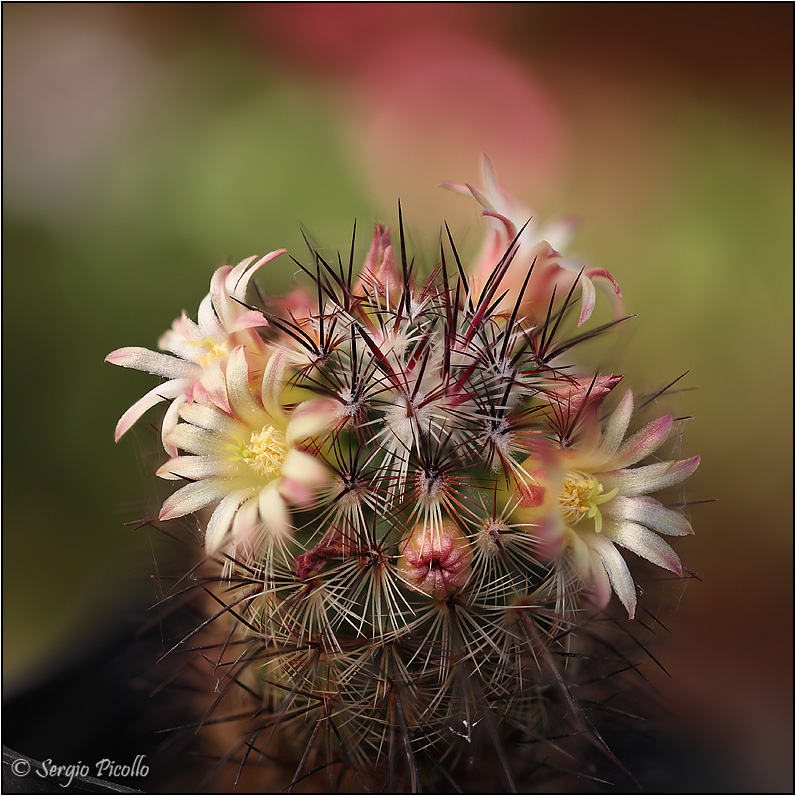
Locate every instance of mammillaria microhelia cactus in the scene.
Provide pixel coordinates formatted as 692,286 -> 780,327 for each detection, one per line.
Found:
108,159 -> 699,791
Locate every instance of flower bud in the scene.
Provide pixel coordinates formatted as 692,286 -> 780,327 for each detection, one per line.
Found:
398,521 -> 472,600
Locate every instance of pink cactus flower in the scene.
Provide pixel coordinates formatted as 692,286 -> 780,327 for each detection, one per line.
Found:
156,345 -> 337,556
443,155 -> 622,326
520,389 -> 698,618
106,251 -> 284,454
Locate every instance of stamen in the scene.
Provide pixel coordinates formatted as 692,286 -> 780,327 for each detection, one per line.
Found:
242,425 -> 287,477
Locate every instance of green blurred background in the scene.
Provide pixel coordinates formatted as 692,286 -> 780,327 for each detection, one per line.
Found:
3,3 -> 792,791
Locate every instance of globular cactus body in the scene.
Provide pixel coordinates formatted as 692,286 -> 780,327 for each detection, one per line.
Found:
108,161 -> 699,791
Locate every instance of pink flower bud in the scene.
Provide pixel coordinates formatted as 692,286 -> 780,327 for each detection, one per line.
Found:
356,223 -> 401,296
398,521 -> 472,600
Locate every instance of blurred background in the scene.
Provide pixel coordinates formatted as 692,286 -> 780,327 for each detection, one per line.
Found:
3,3 -> 792,792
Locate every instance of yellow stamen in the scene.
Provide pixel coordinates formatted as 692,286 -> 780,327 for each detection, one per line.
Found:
559,470 -> 618,532
192,337 -> 229,367
241,425 -> 287,477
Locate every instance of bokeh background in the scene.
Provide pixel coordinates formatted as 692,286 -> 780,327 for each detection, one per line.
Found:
3,3 -> 792,792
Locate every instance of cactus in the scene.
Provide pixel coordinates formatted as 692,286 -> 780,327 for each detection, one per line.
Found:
108,160 -> 699,791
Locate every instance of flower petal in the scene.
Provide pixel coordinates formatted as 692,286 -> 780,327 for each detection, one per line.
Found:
166,423 -> 228,456
261,349 -> 289,421
604,495 -> 693,536
179,401 -> 238,435
258,481 -> 290,538
596,389 -> 634,463
601,456 -> 700,497
156,455 -> 232,481
161,393 -> 187,457
158,478 -> 230,521
577,273 -> 597,326
279,449 -> 332,505
226,346 -> 267,427
113,378 -> 190,442
602,520 -> 683,576
582,530 -> 637,618
229,249 -> 285,301
607,414 -> 673,470
285,399 -> 339,447
196,293 -> 225,340
198,359 -> 232,414
106,347 -> 199,380
205,489 -> 256,553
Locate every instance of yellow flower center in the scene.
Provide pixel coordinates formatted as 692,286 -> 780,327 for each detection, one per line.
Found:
193,337 -> 229,367
241,425 -> 287,477
559,470 -> 618,532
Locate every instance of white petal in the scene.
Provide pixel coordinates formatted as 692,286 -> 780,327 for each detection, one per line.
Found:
179,401 -> 237,435
604,496 -> 693,536
261,349 -> 288,421
161,394 -> 187,457
258,482 -> 290,538
596,390 -> 634,463
167,424 -> 228,456
582,530 -> 637,618
226,346 -> 267,426
197,293 -> 225,340
602,520 -> 682,575
205,489 -> 255,553
601,456 -> 700,497
577,274 -> 596,326
231,497 -> 261,548
156,455 -> 231,481
159,478 -> 230,520
106,347 -> 199,380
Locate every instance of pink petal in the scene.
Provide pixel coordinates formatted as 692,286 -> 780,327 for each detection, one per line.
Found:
608,414 -> 673,470
230,309 -> 269,332
285,399 -> 339,447
279,449 -> 332,506
198,360 -> 232,414
586,267 -> 623,317
161,394 -> 187,457
113,378 -> 190,442
228,249 -> 285,301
